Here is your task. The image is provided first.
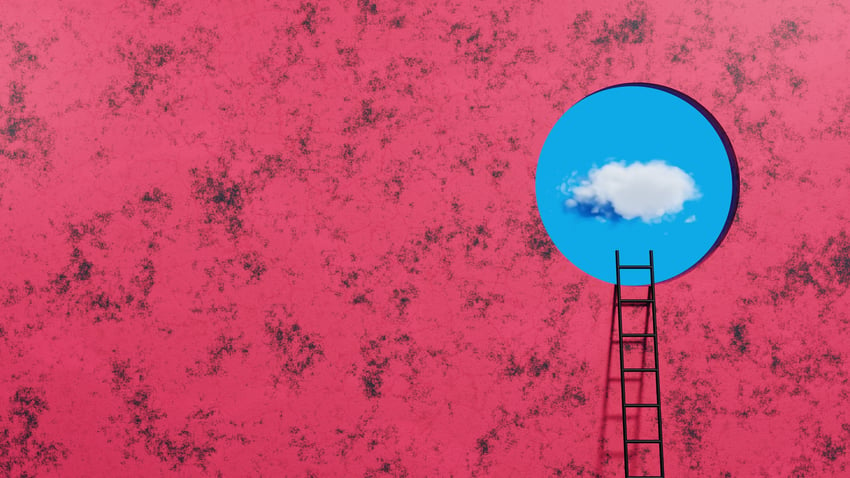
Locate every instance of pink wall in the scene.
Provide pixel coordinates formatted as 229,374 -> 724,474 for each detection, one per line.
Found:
1,0 -> 848,476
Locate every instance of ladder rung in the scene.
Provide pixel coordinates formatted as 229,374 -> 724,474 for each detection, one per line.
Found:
619,299 -> 654,304
625,403 -> 660,408
622,333 -> 655,338
623,368 -> 657,372
626,439 -> 661,444
619,265 -> 651,270
628,476 -> 663,478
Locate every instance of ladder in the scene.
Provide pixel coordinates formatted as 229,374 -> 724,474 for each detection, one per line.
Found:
615,250 -> 665,478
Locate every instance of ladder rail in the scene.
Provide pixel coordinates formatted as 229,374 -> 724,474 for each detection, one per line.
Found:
614,250 -> 630,478
649,251 -> 665,478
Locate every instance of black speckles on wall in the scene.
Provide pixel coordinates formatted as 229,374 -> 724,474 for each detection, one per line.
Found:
265,316 -> 325,387
0,80 -> 54,173
0,387 -> 67,477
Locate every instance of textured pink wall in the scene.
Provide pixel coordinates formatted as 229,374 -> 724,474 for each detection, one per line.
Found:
1,0 -> 849,476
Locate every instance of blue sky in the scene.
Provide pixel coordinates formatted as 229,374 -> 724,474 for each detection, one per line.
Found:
536,85 -> 737,285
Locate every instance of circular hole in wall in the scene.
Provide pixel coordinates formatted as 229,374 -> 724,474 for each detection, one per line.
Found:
535,83 -> 740,285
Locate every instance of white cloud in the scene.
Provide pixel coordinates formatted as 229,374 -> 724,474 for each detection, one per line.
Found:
563,160 -> 701,223
685,215 -> 696,223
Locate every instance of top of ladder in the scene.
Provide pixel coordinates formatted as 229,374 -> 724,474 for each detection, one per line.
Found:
614,250 -> 655,276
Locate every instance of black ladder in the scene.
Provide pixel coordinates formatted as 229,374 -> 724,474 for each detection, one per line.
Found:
615,250 -> 665,478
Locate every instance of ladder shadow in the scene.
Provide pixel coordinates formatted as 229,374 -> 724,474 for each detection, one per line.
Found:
596,285 -> 653,476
